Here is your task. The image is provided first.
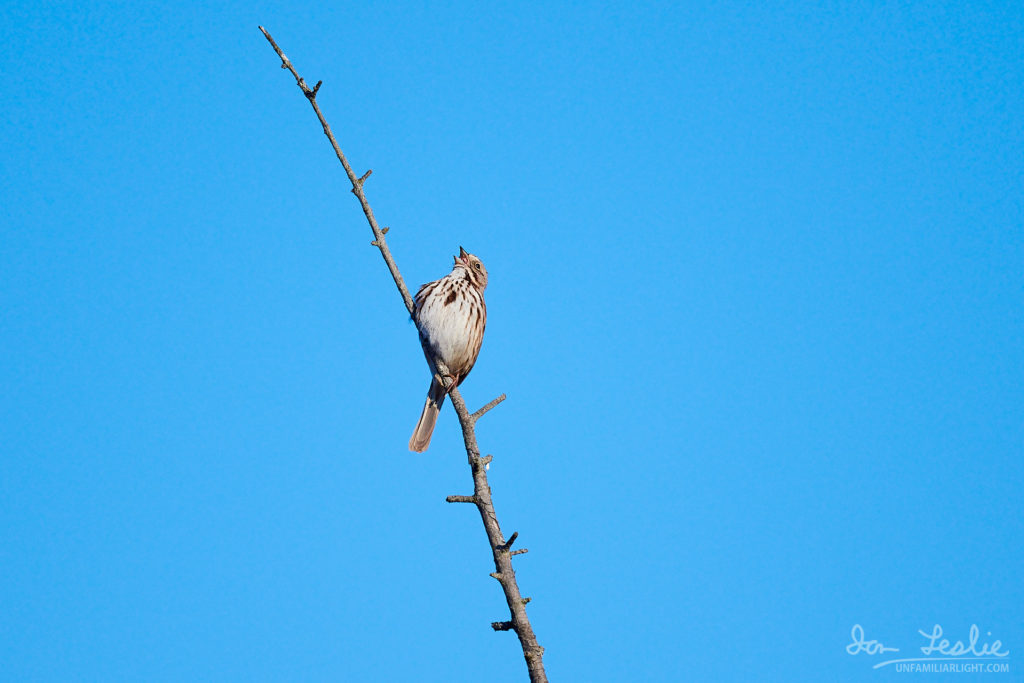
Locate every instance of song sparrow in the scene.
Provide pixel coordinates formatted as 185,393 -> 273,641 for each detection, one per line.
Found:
408,247 -> 488,452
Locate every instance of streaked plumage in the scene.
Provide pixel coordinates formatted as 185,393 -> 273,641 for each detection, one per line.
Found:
408,247 -> 488,452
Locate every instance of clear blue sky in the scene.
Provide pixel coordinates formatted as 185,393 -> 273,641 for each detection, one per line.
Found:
2,2 -> 1021,681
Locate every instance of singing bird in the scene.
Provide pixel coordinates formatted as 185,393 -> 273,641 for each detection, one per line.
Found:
409,247 -> 488,452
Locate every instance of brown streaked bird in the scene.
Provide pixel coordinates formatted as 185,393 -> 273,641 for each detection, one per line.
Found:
408,247 -> 488,452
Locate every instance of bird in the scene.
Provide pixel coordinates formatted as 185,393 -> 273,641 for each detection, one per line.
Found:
409,247 -> 488,452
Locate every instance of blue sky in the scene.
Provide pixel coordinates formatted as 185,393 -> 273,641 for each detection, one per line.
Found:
2,1 -> 1021,681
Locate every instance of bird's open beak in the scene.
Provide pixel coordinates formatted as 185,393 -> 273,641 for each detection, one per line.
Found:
457,246 -> 470,265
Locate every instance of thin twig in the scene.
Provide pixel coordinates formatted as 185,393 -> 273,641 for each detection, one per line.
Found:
258,26 -> 414,315
259,26 -> 547,683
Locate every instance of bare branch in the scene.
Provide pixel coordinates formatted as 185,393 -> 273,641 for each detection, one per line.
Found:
511,548 -> 530,556
259,27 -> 547,683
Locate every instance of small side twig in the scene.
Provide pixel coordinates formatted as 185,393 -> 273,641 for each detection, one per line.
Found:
471,394 -> 507,422
497,531 -> 519,552
446,495 -> 477,504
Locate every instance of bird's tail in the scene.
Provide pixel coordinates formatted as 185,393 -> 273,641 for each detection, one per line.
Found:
409,377 -> 446,452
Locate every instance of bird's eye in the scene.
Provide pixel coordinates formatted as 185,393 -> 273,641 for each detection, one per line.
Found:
474,262 -> 481,270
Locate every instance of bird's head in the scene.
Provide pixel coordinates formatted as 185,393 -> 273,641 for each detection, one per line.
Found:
454,246 -> 488,290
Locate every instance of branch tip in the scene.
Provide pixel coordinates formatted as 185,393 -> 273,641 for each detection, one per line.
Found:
358,169 -> 373,184
510,548 -> 529,556
489,572 -> 503,581
491,621 -> 515,632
